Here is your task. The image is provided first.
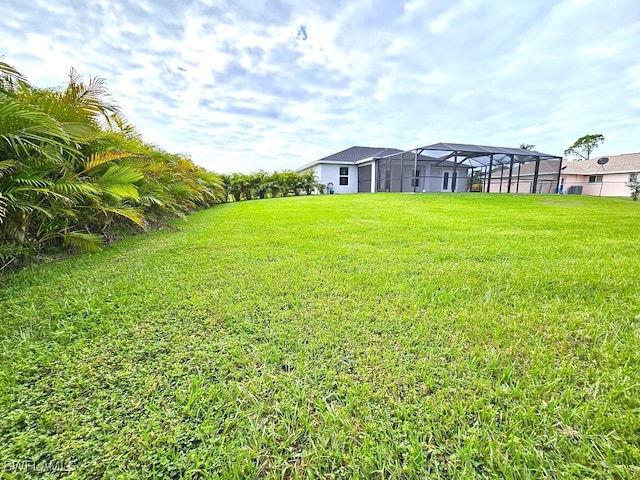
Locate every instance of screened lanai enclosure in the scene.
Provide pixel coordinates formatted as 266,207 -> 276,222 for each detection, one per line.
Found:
370,143 -> 563,194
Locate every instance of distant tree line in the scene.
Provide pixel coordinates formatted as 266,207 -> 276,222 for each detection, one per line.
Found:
220,170 -> 324,202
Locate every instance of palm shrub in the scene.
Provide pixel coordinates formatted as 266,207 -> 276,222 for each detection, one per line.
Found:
251,171 -> 270,199
218,170 -> 322,201
267,171 -> 284,198
300,170 -> 323,195
279,170 -> 299,197
0,62 -> 222,268
238,173 -> 254,201
226,173 -> 244,202
219,174 -> 233,203
0,65 -> 100,260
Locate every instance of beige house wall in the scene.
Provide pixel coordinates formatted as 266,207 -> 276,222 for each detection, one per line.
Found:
488,175 -> 557,194
562,172 -> 634,197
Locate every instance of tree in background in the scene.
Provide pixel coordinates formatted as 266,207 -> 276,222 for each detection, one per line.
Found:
564,134 -> 605,161
627,179 -> 640,201
519,143 -> 536,151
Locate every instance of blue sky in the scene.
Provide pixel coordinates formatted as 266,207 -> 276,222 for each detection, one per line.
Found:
2,0 -> 639,173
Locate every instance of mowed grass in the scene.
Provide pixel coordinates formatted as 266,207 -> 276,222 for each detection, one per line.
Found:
1,193 -> 639,479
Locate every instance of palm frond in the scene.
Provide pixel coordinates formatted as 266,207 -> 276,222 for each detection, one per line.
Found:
0,241 -> 29,264
97,165 -> 143,201
60,231 -> 103,253
138,192 -> 165,207
0,192 -> 6,223
64,69 -> 121,121
0,191 -> 55,218
106,112 -> 140,139
12,187 -> 70,202
100,206 -> 147,229
0,61 -> 30,92
12,175 -> 52,188
101,184 -> 140,201
0,92 -> 75,159
52,178 -> 101,196
61,122 -> 98,143
81,150 -> 134,174
99,164 -> 144,184
166,181 -> 199,200
0,160 -> 19,178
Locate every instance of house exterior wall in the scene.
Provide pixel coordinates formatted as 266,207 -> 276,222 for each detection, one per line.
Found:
317,164 -> 359,194
374,160 -> 468,192
399,163 -> 432,192
488,171 -> 637,196
369,161 -> 376,193
562,172 -> 635,196
430,166 -> 469,192
488,174 -> 557,193
497,177 -> 533,193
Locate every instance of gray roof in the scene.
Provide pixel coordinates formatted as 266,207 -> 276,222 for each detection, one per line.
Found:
298,142 -> 568,172
562,152 -> 640,175
315,146 -> 403,164
421,142 -> 559,158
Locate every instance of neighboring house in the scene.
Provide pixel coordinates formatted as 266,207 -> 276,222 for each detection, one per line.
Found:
297,145 -> 471,193
298,143 -> 562,194
560,153 -> 640,196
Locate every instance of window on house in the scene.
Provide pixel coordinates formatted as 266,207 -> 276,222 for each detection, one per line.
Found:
588,175 -> 603,183
630,173 -> 638,183
339,167 -> 349,185
442,172 -> 449,190
411,170 -> 420,187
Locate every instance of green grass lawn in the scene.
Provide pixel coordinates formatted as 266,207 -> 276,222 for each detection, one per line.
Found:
1,193 -> 639,479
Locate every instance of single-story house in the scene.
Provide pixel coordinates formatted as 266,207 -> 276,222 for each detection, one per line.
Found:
559,153 -> 640,196
298,143 -> 563,194
297,145 -> 471,193
296,146 -> 402,194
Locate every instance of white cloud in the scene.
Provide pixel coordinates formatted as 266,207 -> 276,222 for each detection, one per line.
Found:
2,0 -> 639,173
